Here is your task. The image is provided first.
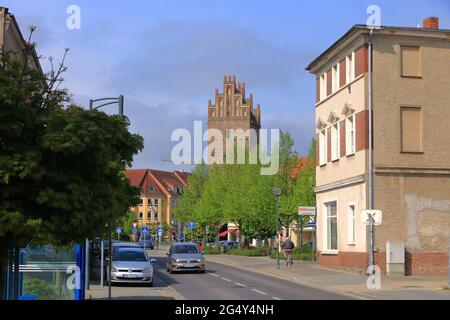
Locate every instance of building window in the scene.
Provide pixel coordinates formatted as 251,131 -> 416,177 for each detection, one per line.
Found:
346,52 -> 355,83
346,114 -> 356,155
139,212 -> 143,220
148,198 -> 152,207
139,198 -> 143,206
401,107 -> 422,152
319,128 -> 327,166
347,204 -> 356,245
147,212 -> 151,220
401,46 -> 421,77
331,121 -> 340,161
325,201 -> 338,251
154,199 -> 159,207
332,64 -> 339,92
320,73 -> 326,100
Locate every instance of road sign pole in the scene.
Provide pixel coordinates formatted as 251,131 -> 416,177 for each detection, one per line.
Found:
368,213 -> 375,271
100,241 -> 104,288
108,226 -> 112,300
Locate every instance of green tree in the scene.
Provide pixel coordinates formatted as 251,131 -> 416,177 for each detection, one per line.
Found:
0,34 -> 143,297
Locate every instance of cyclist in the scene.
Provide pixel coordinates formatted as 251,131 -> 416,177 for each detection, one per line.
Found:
281,237 -> 295,267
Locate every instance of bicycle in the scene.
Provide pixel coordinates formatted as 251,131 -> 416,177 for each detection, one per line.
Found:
284,249 -> 293,267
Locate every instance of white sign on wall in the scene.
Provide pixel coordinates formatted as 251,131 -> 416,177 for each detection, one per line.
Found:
361,210 -> 382,225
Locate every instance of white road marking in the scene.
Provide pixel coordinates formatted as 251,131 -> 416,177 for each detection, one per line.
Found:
235,282 -> 247,288
221,277 -> 232,282
208,272 -> 219,277
272,297 -> 282,300
252,289 -> 267,296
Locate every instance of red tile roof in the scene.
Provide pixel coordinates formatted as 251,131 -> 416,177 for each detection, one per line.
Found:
125,169 -> 191,197
290,157 -> 309,179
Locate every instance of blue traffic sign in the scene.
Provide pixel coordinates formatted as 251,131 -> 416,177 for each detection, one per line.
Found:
157,227 -> 164,234
141,226 -> 149,234
188,221 -> 196,229
307,222 -> 316,227
132,228 -> 138,234
116,227 -> 123,234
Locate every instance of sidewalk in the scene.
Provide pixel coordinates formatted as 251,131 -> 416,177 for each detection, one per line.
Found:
205,254 -> 450,300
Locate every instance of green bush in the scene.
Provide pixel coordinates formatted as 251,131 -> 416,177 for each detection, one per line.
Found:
22,277 -> 60,300
226,247 -> 270,257
202,247 -> 221,255
270,248 -> 314,261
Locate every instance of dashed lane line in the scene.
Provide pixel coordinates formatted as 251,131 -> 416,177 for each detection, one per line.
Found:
235,282 -> 247,288
252,289 -> 268,296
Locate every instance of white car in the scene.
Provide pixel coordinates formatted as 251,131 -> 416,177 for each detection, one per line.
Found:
109,247 -> 155,286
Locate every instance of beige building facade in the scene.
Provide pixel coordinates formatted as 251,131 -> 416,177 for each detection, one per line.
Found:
307,18 -> 450,275
1,7 -> 41,71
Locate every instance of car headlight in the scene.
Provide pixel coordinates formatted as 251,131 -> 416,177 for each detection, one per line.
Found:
143,267 -> 153,273
196,259 -> 203,263
111,267 -> 118,272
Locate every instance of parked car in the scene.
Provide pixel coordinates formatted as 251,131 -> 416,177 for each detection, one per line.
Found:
222,241 -> 239,248
166,242 -> 205,274
109,247 -> 155,286
139,235 -> 154,249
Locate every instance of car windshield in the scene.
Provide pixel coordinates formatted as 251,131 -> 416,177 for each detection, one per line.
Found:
173,245 -> 199,254
113,250 -> 148,262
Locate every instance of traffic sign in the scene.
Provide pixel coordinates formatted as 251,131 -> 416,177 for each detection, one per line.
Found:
132,228 -> 138,234
157,226 -> 164,234
361,210 -> 382,225
141,226 -> 149,234
298,207 -> 316,216
188,221 -> 196,229
116,227 -> 123,234
307,222 -> 316,228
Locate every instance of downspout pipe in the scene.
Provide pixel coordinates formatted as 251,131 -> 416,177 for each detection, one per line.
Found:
368,28 -> 374,269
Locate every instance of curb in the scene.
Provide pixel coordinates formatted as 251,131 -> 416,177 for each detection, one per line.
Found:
205,255 -> 367,300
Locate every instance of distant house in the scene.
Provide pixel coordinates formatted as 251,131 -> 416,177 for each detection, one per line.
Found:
125,169 -> 190,238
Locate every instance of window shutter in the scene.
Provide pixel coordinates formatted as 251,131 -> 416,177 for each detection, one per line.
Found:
401,107 -> 422,152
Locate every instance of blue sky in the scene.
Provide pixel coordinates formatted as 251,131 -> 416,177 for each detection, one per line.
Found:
3,0 -> 449,170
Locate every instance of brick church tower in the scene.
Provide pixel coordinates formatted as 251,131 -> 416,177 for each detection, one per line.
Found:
207,75 -> 261,162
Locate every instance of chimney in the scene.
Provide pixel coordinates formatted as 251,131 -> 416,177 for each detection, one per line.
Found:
423,17 -> 439,29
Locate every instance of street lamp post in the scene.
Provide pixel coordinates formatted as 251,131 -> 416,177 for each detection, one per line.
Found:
273,187 -> 282,270
89,95 -> 130,125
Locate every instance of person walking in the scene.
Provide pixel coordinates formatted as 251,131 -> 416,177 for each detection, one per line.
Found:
281,237 -> 295,267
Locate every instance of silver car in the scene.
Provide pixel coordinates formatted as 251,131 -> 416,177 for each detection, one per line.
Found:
166,242 -> 205,273
110,247 -> 155,286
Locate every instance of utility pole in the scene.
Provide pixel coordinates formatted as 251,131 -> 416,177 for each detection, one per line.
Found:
108,224 -> 112,300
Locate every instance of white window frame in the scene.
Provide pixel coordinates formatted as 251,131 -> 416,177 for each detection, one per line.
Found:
346,113 -> 356,156
347,202 -> 356,245
332,64 -> 339,93
323,201 -> 338,252
319,128 -> 327,166
346,52 -> 355,83
331,121 -> 340,161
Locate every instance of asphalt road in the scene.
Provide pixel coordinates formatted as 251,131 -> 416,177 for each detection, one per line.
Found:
151,256 -> 352,300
